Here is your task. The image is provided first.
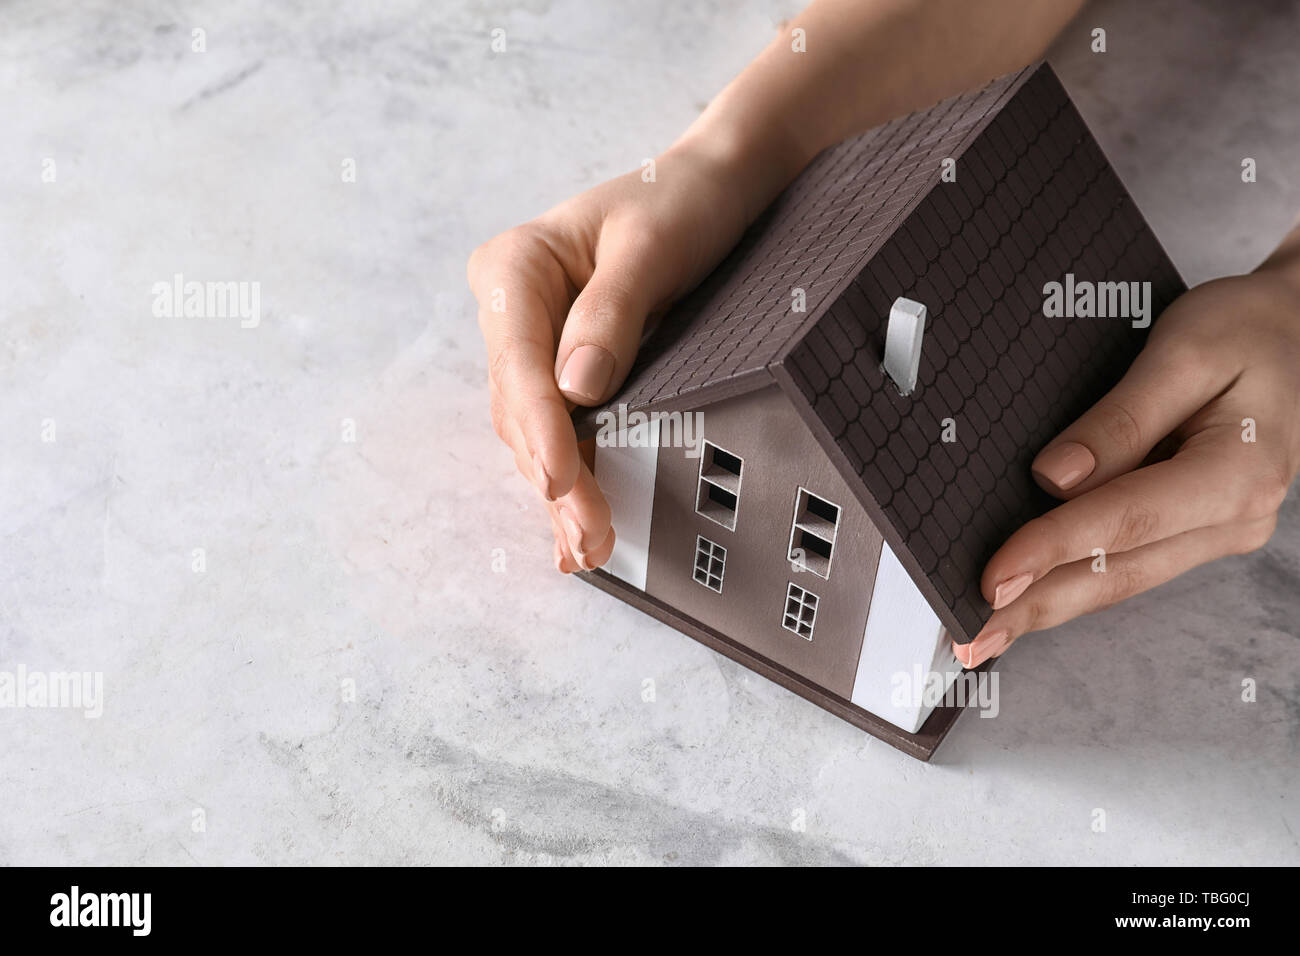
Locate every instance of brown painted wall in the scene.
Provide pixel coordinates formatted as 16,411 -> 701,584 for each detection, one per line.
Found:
645,386 -> 883,699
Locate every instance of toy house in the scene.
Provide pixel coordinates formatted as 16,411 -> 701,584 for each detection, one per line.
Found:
574,64 -> 1185,759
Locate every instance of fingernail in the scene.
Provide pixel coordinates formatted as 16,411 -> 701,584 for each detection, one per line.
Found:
1032,441 -> 1095,492
553,540 -> 567,573
557,345 -> 615,403
992,571 -> 1033,610
952,629 -> 1011,669
559,507 -> 587,559
533,452 -> 554,501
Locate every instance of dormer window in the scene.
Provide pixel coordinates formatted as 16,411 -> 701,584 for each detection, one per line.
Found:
788,487 -> 840,578
695,441 -> 743,531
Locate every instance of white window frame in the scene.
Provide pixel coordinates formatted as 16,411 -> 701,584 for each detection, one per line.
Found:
782,582 -> 820,641
695,440 -> 744,532
786,486 -> 841,579
692,535 -> 726,593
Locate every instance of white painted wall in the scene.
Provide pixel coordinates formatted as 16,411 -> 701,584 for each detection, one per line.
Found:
592,418 -> 660,591
851,541 -> 964,733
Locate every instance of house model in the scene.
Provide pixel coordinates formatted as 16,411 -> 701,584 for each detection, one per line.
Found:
574,64 -> 1185,760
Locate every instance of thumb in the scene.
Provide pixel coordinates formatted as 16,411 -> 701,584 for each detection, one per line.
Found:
554,250 -> 659,406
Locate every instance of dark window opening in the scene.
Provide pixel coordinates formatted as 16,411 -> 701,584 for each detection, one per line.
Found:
707,484 -> 737,511
711,446 -> 743,477
799,530 -> 832,561
789,487 -> 841,579
696,441 -> 744,531
805,493 -> 839,525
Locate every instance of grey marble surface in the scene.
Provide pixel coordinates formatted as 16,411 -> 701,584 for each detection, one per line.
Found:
1,0 -> 1297,865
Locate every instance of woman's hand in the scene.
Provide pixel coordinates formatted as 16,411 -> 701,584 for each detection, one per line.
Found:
958,268 -> 1300,667
468,0 -> 1086,574
467,143 -> 770,572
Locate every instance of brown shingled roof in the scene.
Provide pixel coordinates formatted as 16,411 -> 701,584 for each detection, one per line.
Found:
580,63 -> 1185,646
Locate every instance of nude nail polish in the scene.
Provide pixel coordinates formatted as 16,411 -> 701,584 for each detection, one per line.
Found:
1031,441 -> 1095,492
557,345 -> 615,403
952,629 -> 1011,669
559,508 -> 587,558
992,571 -> 1033,610
533,452 -> 554,501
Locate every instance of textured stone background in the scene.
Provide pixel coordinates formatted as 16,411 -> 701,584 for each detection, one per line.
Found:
1,0 -> 1296,864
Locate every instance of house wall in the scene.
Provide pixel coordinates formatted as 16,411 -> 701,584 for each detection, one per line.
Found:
592,416 -> 659,590
644,386 -> 883,699
852,540 -> 962,733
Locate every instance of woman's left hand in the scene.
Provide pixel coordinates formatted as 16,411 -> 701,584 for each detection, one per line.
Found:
957,268 -> 1300,667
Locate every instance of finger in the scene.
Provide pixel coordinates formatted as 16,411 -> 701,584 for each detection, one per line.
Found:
553,461 -> 614,570
553,538 -> 571,573
982,431 -> 1266,608
553,229 -> 671,406
549,509 -> 579,574
549,442 -> 613,573
956,516 -> 1275,667
471,232 -> 582,500
1030,330 -> 1237,497
501,405 -> 558,504
583,527 -> 617,570
502,385 -> 603,574
504,414 -> 576,572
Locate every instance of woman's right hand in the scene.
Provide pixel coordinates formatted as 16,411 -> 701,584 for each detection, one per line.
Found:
467,142 -> 772,573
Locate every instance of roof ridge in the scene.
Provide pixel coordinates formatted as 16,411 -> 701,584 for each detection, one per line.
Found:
573,62 -> 1048,440
771,63 -> 1042,370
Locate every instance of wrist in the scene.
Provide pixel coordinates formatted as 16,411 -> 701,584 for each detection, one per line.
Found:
667,109 -> 817,227
1254,221 -> 1300,300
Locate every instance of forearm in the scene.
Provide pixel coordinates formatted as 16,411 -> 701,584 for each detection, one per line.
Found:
673,0 -> 1087,223
1257,220 -> 1300,296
